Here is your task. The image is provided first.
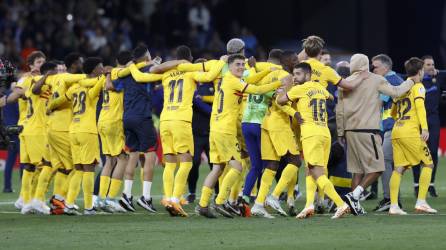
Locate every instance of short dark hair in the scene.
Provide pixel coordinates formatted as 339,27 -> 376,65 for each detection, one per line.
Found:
133,44 -> 149,60
372,54 -> 393,69
116,50 -> 133,65
83,57 -> 103,74
228,54 -> 246,65
40,62 -> 57,74
26,51 -> 46,66
302,35 -> 325,57
176,45 -> 192,61
64,52 -> 82,68
294,62 -> 312,75
268,49 -> 283,61
404,57 -> 424,77
421,55 -> 433,61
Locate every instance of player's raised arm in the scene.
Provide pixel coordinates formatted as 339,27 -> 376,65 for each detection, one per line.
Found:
32,62 -> 57,95
377,77 -> 414,98
48,81 -> 69,111
128,63 -> 162,82
116,61 -> 148,78
191,57 -> 226,83
149,59 -> 188,73
87,75 -> 106,99
59,73 -> 87,87
244,68 -> 273,85
177,59 -> 219,72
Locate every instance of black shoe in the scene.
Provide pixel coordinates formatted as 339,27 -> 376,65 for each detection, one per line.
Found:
225,201 -> 241,216
366,191 -> 377,200
288,205 -> 297,217
315,203 -> 325,214
137,196 -> 157,213
119,194 -> 136,212
197,205 -> 217,218
359,190 -> 371,201
344,192 -> 361,216
429,186 -> 439,198
373,198 -> 391,212
186,193 -> 196,204
213,204 -> 234,218
414,186 -> 419,198
3,188 -> 13,193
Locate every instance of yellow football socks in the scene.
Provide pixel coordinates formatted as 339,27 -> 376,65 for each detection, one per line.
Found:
287,172 -> 298,200
162,162 -> 177,200
172,162 -> 193,200
82,172 -> 94,209
316,175 -> 344,207
30,167 -> 41,198
199,186 -> 213,207
21,170 -> 33,204
53,171 -> 68,197
418,167 -> 433,201
305,175 -> 317,208
66,170 -> 83,206
255,168 -> 276,204
34,165 -> 52,201
99,176 -> 111,200
389,171 -> 401,206
272,164 -> 298,199
108,178 -> 123,199
215,168 -> 241,205
218,164 -> 229,192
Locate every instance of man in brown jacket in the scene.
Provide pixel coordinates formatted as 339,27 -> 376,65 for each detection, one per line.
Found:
336,53 -> 414,215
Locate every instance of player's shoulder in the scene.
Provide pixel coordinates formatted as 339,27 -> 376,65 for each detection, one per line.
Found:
412,82 -> 426,96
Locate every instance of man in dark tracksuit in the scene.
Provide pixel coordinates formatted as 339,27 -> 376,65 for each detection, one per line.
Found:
412,55 -> 446,197
187,82 -> 216,203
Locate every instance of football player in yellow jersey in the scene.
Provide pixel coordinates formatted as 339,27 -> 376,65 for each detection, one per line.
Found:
1,51 -> 46,211
388,58 -> 436,215
277,62 -> 351,219
250,51 -> 302,218
46,53 -> 85,213
60,57 -> 106,215
299,35 -> 369,89
197,54 -> 286,218
28,60 -> 87,215
130,45 -> 225,217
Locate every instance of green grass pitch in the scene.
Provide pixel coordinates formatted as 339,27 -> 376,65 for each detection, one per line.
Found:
1,159 -> 445,249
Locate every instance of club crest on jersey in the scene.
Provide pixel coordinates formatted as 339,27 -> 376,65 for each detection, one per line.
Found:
419,87 -> 425,95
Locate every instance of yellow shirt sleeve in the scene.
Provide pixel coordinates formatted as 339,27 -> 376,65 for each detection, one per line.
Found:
202,95 -> 214,103
116,62 -> 149,78
191,60 -> 225,82
177,60 -> 219,72
244,69 -> 272,85
324,66 -> 342,85
129,63 -> 163,82
286,85 -> 305,101
242,81 -> 282,94
61,73 -> 87,86
413,84 -> 428,130
87,76 -> 105,98
48,81 -> 68,111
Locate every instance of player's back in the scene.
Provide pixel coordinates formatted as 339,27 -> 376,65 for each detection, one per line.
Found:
99,68 -> 124,123
293,81 -> 331,139
22,76 -> 51,135
47,74 -> 74,132
160,68 -> 197,122
305,58 -> 341,88
392,82 -> 425,139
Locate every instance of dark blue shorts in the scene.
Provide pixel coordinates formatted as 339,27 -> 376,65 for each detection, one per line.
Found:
124,117 -> 157,153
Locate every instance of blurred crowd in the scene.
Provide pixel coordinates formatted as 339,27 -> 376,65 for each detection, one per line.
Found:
0,0 -> 264,71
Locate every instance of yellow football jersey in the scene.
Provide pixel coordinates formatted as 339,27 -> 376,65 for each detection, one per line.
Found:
98,68 -> 124,123
21,76 -> 51,135
261,69 -> 294,131
305,58 -> 341,88
286,81 -> 331,139
15,75 -> 34,126
159,61 -> 224,122
66,76 -> 105,134
210,72 -> 281,135
47,73 -> 87,132
391,82 -> 427,139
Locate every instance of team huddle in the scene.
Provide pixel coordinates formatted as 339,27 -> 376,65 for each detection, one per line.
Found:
1,35 -> 437,219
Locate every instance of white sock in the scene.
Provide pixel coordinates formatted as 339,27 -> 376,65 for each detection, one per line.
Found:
171,197 -> 180,204
92,195 -> 98,204
143,181 -> 152,200
416,199 -> 426,206
352,186 -> 364,200
124,180 -> 133,197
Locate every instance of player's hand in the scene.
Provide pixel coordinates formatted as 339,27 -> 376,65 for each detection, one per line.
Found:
294,112 -> 303,124
248,56 -> 257,68
220,55 -> 229,62
338,136 -> 346,147
421,129 -> 429,142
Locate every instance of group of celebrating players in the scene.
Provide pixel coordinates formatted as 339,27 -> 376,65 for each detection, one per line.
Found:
1,34 -> 437,219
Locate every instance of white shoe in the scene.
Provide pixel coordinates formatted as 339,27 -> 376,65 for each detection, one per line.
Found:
84,208 -> 96,215
266,196 -> 287,216
296,205 -> 315,219
331,203 -> 350,219
415,202 -> 437,214
389,206 -> 407,215
31,199 -> 50,215
106,199 -> 127,213
251,203 -> 275,218
14,197 -> 24,210
21,203 -> 34,215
